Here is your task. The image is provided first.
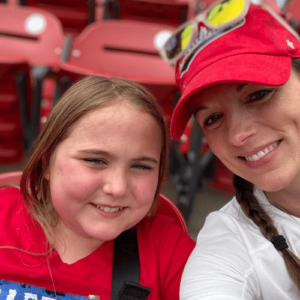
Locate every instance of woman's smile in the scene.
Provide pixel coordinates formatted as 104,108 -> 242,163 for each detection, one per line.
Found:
241,140 -> 281,162
192,71 -> 300,192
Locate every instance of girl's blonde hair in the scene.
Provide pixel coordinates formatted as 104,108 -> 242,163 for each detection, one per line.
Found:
20,76 -> 168,244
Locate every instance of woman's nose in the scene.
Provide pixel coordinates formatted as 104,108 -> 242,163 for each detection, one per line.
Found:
226,113 -> 257,147
102,168 -> 129,198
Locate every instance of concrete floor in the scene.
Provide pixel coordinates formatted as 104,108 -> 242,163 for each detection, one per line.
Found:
0,162 -> 233,241
161,179 -> 232,240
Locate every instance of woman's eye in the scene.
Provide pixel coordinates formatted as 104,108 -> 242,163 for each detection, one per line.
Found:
249,89 -> 273,102
204,114 -> 222,127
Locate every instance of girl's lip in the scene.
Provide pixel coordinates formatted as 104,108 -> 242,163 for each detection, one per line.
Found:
92,203 -> 125,209
238,140 -> 282,158
91,203 -> 126,218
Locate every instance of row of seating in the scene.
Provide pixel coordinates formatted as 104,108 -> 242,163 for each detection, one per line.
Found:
1,0 -> 298,220
1,1 -> 195,164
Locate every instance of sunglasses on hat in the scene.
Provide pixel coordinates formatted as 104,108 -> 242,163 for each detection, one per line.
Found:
160,0 -> 300,66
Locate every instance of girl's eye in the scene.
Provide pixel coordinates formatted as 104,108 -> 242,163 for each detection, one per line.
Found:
132,164 -> 151,170
204,114 -> 222,127
84,158 -> 106,165
248,89 -> 273,102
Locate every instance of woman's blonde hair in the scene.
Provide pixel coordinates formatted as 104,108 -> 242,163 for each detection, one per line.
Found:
20,76 -> 168,244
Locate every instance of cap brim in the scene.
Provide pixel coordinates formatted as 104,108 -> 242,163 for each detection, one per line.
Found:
171,54 -> 292,140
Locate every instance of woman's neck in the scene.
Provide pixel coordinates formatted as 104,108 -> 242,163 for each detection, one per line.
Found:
265,183 -> 300,218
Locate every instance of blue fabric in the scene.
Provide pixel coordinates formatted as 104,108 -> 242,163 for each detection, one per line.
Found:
0,280 -> 90,300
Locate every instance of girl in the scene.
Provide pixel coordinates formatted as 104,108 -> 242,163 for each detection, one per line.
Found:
161,0 -> 300,299
0,76 -> 195,300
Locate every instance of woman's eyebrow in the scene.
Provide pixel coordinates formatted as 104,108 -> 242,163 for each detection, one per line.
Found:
194,105 -> 209,115
237,83 -> 248,93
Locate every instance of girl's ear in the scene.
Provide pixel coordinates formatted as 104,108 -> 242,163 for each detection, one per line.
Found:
44,168 -> 50,181
42,155 -> 50,181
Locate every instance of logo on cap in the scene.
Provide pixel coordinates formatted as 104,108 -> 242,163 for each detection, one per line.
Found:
286,39 -> 295,49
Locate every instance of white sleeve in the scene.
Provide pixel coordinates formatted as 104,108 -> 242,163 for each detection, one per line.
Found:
180,212 -> 261,300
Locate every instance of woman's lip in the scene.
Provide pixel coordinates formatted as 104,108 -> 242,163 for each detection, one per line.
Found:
240,140 -> 281,169
238,140 -> 282,158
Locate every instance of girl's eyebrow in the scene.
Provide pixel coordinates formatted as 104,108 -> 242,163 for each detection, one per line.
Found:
134,157 -> 159,165
78,149 -> 110,156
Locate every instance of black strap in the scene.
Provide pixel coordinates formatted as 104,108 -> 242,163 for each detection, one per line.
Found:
111,229 -> 151,300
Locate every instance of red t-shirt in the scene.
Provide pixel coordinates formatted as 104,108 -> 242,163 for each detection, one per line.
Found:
0,187 -> 195,300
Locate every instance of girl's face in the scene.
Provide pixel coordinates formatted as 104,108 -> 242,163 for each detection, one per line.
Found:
192,71 -> 300,193
45,101 -> 161,248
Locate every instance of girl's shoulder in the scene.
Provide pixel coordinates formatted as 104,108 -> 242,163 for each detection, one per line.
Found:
137,213 -> 195,256
0,187 -> 25,219
136,214 -> 195,300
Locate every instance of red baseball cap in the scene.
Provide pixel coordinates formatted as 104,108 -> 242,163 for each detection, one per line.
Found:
171,5 -> 300,140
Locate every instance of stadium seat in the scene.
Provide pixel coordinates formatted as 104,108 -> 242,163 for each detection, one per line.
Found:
0,57 -> 32,163
103,0 -> 196,26
0,3 -> 65,157
57,19 -> 179,125
19,0 -> 97,36
0,171 -> 22,187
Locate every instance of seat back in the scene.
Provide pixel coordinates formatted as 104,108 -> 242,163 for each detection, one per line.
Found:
0,57 -> 32,163
0,4 -> 65,69
59,19 -> 178,125
0,171 -> 22,187
156,194 -> 189,234
20,0 -> 96,36
105,0 -> 197,26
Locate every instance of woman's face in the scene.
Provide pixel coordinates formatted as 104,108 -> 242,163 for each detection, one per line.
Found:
44,101 -> 161,247
192,70 -> 300,192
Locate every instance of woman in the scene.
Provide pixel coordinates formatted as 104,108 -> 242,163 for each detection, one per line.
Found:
161,0 -> 300,299
0,76 -> 195,300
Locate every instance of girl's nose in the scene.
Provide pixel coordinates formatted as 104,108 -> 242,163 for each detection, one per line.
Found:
102,169 -> 129,198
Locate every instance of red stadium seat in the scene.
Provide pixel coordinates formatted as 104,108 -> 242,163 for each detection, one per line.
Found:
157,193 -> 189,234
0,4 -> 65,158
20,0 -> 97,36
0,4 -> 65,69
0,171 -> 22,187
0,57 -> 32,164
58,19 -> 179,125
104,0 -> 196,26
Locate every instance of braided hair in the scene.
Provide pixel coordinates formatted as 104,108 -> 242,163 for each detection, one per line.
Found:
233,175 -> 300,290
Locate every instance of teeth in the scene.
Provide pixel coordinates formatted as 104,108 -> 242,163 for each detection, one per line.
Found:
245,141 -> 279,162
95,205 -> 123,213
